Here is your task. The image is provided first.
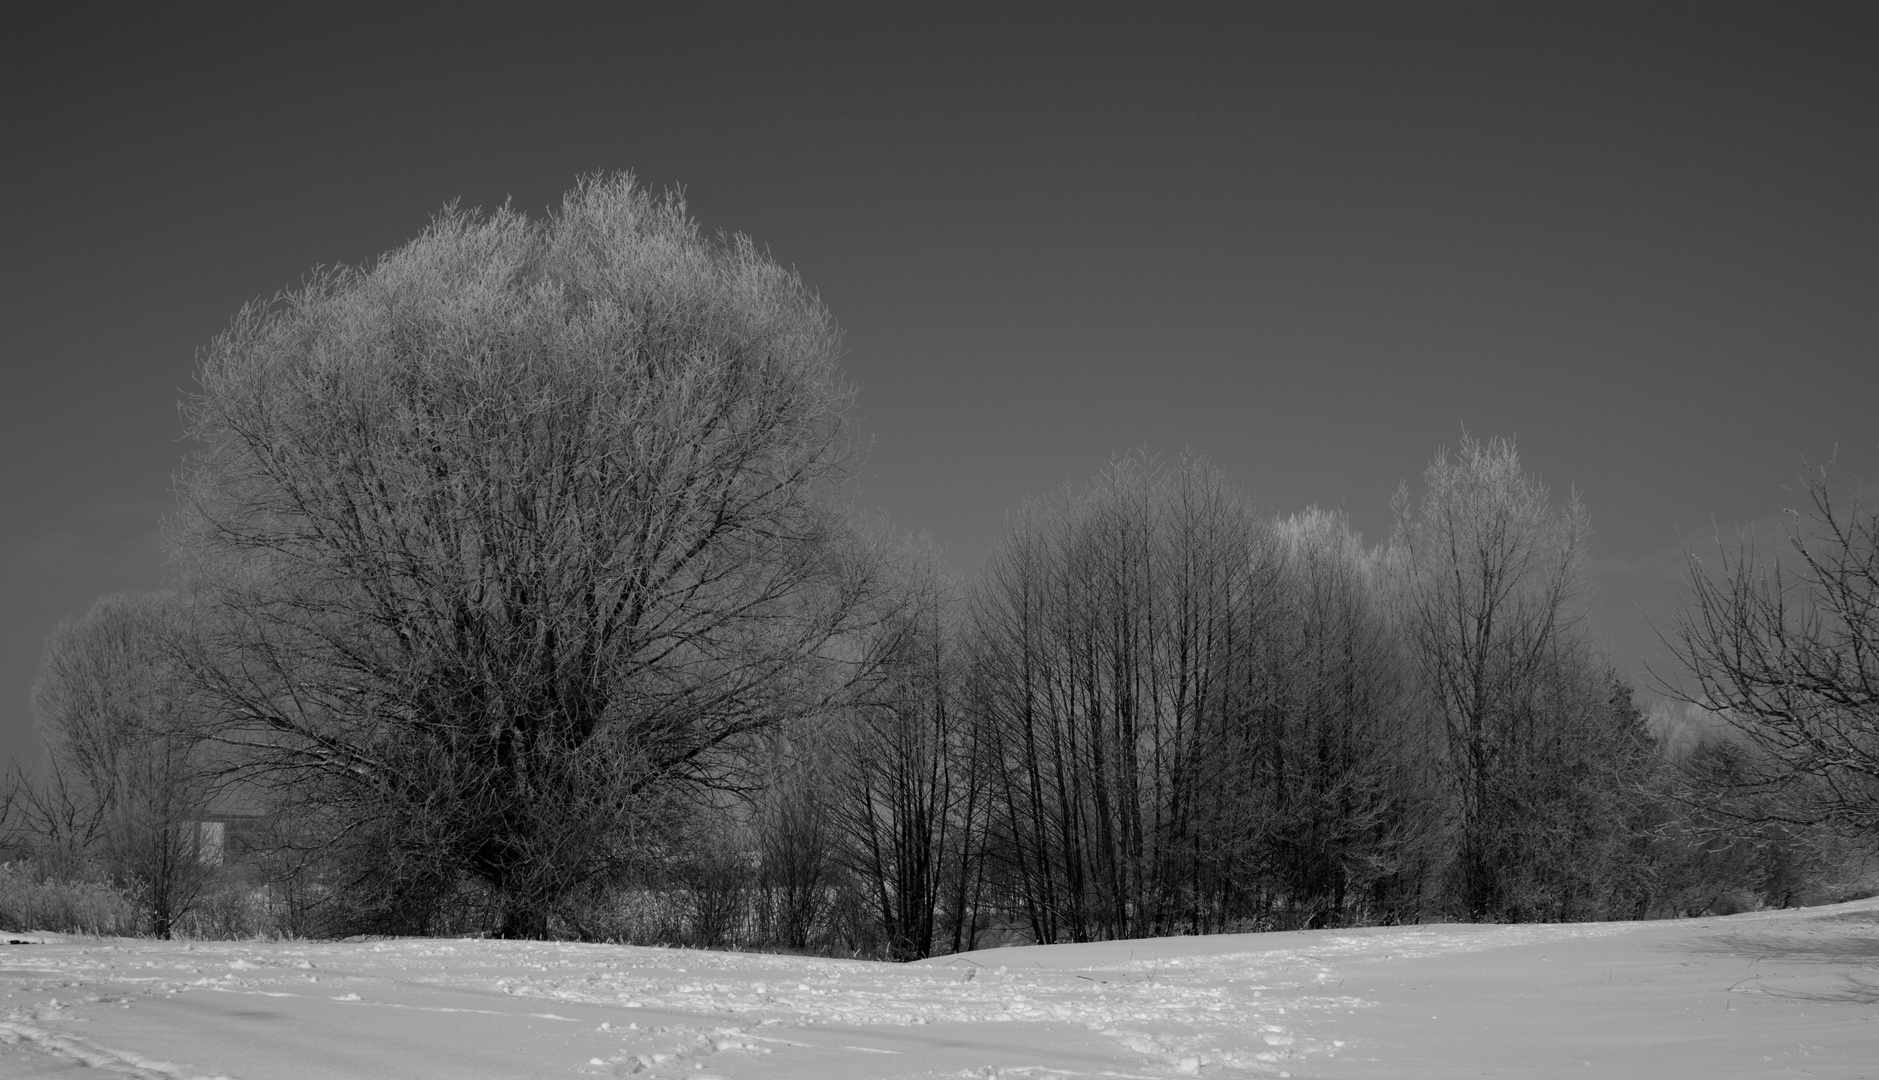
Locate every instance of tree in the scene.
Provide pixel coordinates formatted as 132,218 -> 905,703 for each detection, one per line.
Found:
1670,462 -> 1879,836
754,744 -> 838,952
175,174 -> 876,938
1254,509 -> 1437,926
968,454 -> 1271,942
828,536 -> 972,960
28,592 -> 215,938
1392,436 -> 1649,919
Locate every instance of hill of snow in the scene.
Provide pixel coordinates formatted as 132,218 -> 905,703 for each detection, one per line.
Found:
3,896 -> 1875,1078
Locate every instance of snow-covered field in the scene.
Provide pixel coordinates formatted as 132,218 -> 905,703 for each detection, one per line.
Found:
3,897 -> 1875,1079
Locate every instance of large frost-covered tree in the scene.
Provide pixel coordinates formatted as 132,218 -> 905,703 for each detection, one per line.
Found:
176,175 -> 875,937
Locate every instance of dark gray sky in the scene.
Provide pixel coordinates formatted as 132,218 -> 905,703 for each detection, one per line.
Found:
3,2 -> 1875,765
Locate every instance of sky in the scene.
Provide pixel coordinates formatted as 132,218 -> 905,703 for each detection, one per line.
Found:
2,2 -> 1875,766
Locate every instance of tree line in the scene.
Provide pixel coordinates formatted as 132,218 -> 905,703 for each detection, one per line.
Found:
4,175 -> 1872,949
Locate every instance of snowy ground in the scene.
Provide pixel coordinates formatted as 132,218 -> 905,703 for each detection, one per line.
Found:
3,897 -> 1876,1079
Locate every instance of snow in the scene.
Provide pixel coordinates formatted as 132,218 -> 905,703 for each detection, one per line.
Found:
2,897 -> 1875,1078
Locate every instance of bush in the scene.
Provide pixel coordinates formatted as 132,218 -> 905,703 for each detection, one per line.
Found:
0,862 -> 142,936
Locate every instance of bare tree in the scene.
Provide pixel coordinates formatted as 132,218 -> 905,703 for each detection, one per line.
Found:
1255,509 -> 1438,926
1391,436 -> 1651,920
28,592 -> 216,938
174,174 -> 876,937
756,752 -> 836,952
1670,462 -> 1879,835
827,536 -> 972,959
969,454 -> 1271,942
